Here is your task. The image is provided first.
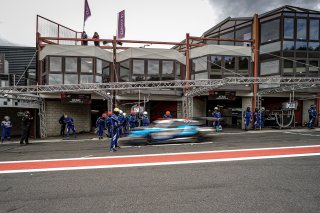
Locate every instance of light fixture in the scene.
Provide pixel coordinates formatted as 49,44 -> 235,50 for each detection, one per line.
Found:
245,84 -> 249,87
107,92 -> 111,95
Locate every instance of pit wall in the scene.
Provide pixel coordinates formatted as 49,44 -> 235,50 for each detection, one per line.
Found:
45,100 -> 91,136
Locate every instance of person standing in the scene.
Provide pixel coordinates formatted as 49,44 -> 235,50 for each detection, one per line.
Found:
253,108 -> 260,130
20,111 -> 33,145
106,111 -> 113,138
128,111 -> 136,130
212,107 -> 222,132
93,32 -> 100,46
1,116 -> 12,143
64,114 -> 76,139
308,105 -> 317,129
96,113 -> 106,139
163,111 -> 172,119
142,111 -> 150,126
260,107 -> 265,128
59,113 -> 66,137
81,31 -> 88,46
110,108 -> 121,152
244,107 -> 251,131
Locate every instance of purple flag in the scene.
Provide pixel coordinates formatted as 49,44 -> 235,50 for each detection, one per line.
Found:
117,10 -> 125,39
84,0 -> 91,23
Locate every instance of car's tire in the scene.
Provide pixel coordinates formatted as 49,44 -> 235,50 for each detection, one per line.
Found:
146,135 -> 153,145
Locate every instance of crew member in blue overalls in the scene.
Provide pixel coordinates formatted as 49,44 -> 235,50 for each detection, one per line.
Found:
64,114 -> 76,139
106,111 -> 113,138
244,107 -> 252,131
308,105 -> 317,129
128,111 -> 136,130
142,111 -> 150,126
253,108 -> 261,130
110,108 -> 121,152
96,113 -> 106,139
118,110 -> 125,135
212,107 -> 222,132
1,116 -> 12,143
163,111 -> 172,119
122,113 -> 129,134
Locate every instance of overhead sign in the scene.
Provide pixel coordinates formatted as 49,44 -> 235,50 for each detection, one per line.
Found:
61,93 -> 91,104
117,10 -> 126,39
208,91 -> 236,101
0,54 -> 4,74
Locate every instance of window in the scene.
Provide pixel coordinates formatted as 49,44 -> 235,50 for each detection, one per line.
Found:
175,62 -> 181,80
95,75 -> 102,83
309,60 -> 319,74
80,75 -> 93,83
297,19 -> 307,40
132,60 -> 145,81
261,19 -> 280,43
296,41 -> 307,50
225,56 -> 235,70
284,18 -> 294,39
283,59 -> 294,74
210,56 -> 222,79
310,19 -> 320,40
147,60 -> 160,81
308,42 -> 320,51
193,57 -> 207,72
296,60 -> 306,74
49,74 -> 62,84
260,41 -> 281,53
239,57 -> 249,76
162,61 -> 174,80
119,60 -> 130,82
235,27 -> 251,46
195,72 -> 208,80
260,60 -> 279,76
65,57 -> 77,73
49,57 -> 62,72
283,41 -> 295,51
220,31 -> 234,45
64,74 -> 78,84
81,58 -> 93,73
96,59 -> 109,75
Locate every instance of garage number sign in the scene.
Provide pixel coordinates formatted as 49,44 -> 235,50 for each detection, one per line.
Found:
61,94 -> 91,104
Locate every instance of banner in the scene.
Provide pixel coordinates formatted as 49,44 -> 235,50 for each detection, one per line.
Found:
117,10 -> 126,39
84,0 -> 91,23
208,91 -> 236,101
61,93 -> 91,104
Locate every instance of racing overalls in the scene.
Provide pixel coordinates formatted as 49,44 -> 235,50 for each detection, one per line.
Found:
142,115 -> 150,126
110,114 -> 121,150
212,111 -> 222,131
96,116 -> 106,138
1,120 -> 12,143
64,117 -> 76,138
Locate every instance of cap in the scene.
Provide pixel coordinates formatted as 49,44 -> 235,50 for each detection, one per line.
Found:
143,111 -> 148,115
214,107 -> 218,110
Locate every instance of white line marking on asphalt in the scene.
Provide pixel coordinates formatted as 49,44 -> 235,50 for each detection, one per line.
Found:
1,144 -> 320,164
1,153 -> 320,174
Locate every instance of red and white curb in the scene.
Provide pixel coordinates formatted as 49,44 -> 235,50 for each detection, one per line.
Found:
1,145 -> 320,174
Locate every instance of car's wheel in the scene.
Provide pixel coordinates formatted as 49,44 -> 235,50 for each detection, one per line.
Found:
146,135 -> 153,144
196,133 -> 205,143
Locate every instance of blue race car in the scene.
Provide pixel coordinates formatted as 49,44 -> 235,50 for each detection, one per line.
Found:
126,119 -> 213,144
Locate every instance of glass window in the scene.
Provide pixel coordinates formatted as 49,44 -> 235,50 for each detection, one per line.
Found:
103,66 -> 110,82
64,74 -> 78,84
95,75 -> 102,83
239,57 -> 249,71
195,72 -> 208,80
49,57 -> 62,72
225,56 -> 235,70
147,60 -> 160,81
308,42 -> 320,51
119,60 -> 130,82
49,74 -> 62,84
65,57 -> 77,73
260,41 -> 281,53
210,56 -> 221,70
81,58 -> 93,73
193,57 -> 207,72
260,60 -> 279,76
220,31 -> 234,45
284,18 -> 294,39
175,62 -> 181,80
235,27 -> 251,46
283,59 -> 294,74
310,19 -> 320,40
296,60 -> 306,74
132,60 -> 145,81
162,61 -> 174,80
96,59 -> 109,76
297,19 -> 307,40
283,12 -> 295,17
283,41 -> 295,51
309,60 -> 319,73
296,41 -> 307,50
80,75 -> 93,83
261,19 -> 280,43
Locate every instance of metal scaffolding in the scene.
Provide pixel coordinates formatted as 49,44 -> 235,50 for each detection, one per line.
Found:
39,99 -> 47,138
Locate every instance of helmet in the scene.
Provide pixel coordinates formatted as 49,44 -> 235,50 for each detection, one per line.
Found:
166,111 -> 170,115
25,111 -> 30,115
214,107 -> 218,110
123,113 -> 127,117
114,108 -> 120,112
119,110 -> 123,114
107,111 -> 112,116
4,116 -> 10,121
102,113 -> 107,118
261,107 -> 265,111
143,111 -> 148,115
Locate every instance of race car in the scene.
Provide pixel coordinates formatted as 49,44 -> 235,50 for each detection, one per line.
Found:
124,119 -> 213,144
